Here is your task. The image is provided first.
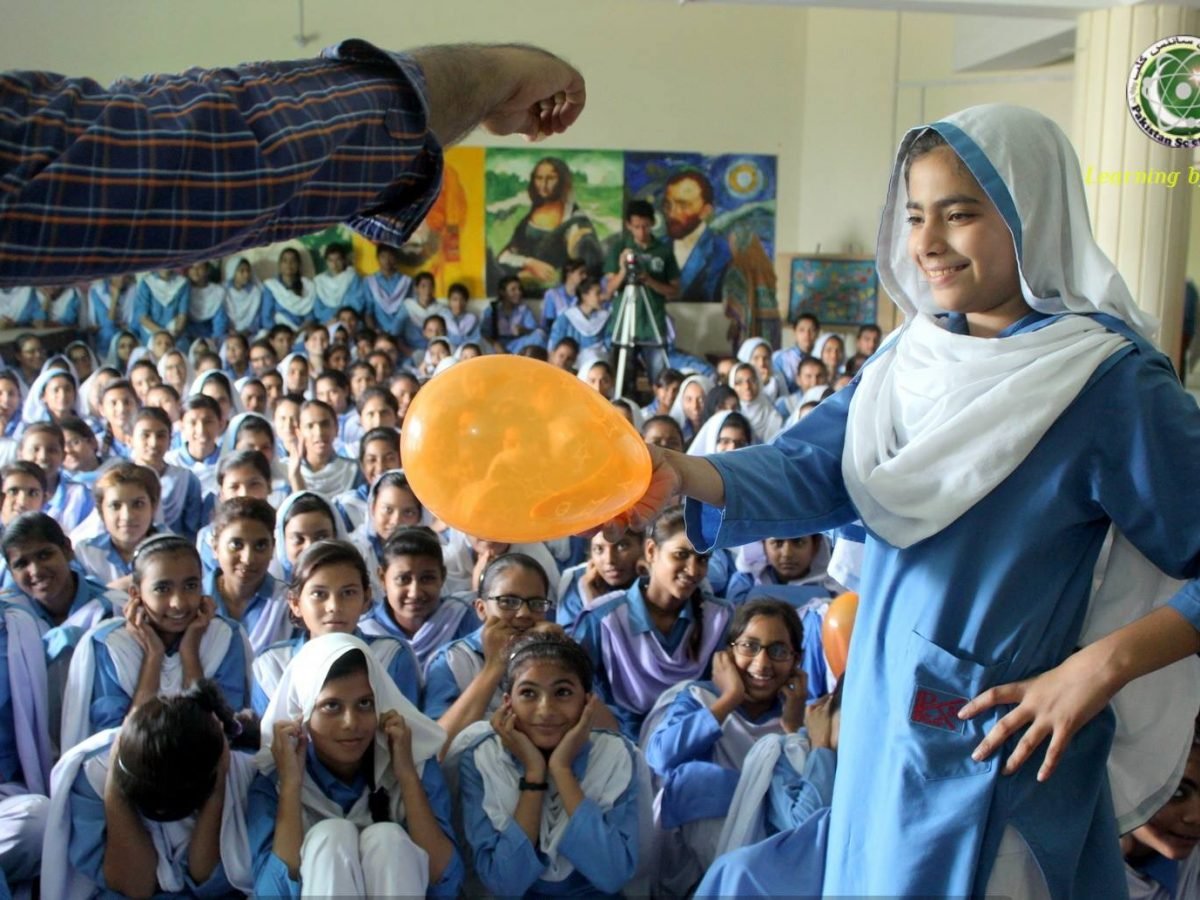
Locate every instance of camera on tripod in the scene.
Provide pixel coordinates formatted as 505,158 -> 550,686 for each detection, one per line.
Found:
623,250 -> 642,284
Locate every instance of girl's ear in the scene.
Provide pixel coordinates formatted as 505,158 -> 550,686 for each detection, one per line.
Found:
472,597 -> 487,622
286,590 -> 303,618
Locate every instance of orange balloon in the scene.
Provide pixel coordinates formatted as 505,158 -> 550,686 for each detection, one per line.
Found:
822,591 -> 859,680
401,355 -> 652,543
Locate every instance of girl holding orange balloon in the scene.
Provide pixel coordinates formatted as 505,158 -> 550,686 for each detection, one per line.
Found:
572,507 -> 732,741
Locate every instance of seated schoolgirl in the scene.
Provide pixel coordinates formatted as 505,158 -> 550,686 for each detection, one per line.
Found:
0,600 -> 52,897
727,534 -> 837,608
239,377 -> 268,416
347,359 -> 377,405
204,497 -> 294,656
46,680 -> 259,899
350,470 -> 423,600
313,242 -> 366,323
221,332 -> 251,382
252,540 -> 421,715
642,415 -> 686,454
262,247 -> 317,331
59,416 -> 103,488
268,324 -> 297,366
127,359 -> 162,410
417,337 -> 454,381
573,508 -> 732,740
737,338 -> 789,403
270,491 -> 345,585
145,382 -> 183,444
73,462 -> 159,589
21,364 -> 78,432
129,408 -> 204,542
156,348 -> 193,399
442,530 -> 562,599
249,633 -> 463,897
130,270 -> 188,346
315,369 -> 356,448
728,361 -> 783,443
425,553 -> 559,744
334,426 -> 400,532
97,378 -> 138,460
640,599 -> 819,891
547,277 -> 609,353
197,449 -> 277,575
556,528 -> 646,631
482,276 -> 546,355
1123,716 -> 1200,898
190,369 -> 239,431
345,388 -> 400,463
164,395 -> 223,503
87,276 -> 136,356
578,355 -> 615,400
0,372 -> 23,441
61,534 -> 252,751
444,283 -> 481,349
455,631 -> 649,898
40,284 -> 83,331
222,412 -> 289,496
361,527 -> 476,672
18,423 -> 93,533
287,400 -> 363,500
182,261 -> 228,343
279,352 -> 311,399
302,326 -> 330,380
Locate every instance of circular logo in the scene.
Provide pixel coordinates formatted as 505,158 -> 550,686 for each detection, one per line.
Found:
1127,35 -> 1200,148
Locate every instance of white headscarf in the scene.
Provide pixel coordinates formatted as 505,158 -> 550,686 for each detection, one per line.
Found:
668,374 -> 713,432
223,256 -> 265,334
687,409 -> 736,458
156,350 -> 194,398
254,633 -> 445,828
726,363 -> 782,443
103,330 -> 138,370
812,333 -> 846,376
21,361 -> 76,425
142,271 -> 188,308
845,103 -> 1191,831
189,368 -> 244,417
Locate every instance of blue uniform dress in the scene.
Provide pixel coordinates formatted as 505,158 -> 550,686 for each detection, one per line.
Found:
312,269 -> 367,322
686,311 -> 1200,896
421,626 -> 487,719
0,289 -> 38,327
364,272 -> 412,337
247,744 -> 464,898
0,561 -> 117,662
202,569 -> 295,656
155,463 -> 204,541
359,596 -> 476,674
130,274 -> 188,344
44,476 -> 94,535
572,581 -> 732,740
73,532 -> 139,586
401,299 -> 452,351
546,307 -> 610,352
480,302 -> 546,354
458,728 -> 643,898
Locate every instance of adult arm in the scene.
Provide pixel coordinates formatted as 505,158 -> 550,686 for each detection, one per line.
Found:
0,42 -> 583,285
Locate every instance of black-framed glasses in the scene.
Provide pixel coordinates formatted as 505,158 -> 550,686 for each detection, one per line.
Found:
486,594 -> 552,614
730,639 -> 795,662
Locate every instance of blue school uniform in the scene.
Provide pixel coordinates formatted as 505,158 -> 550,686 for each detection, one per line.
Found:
43,286 -> 81,327
443,311 -> 481,349
202,569 -> 295,656
182,285 -> 229,343
421,627 -> 485,720
44,476 -> 94,536
0,562 -> 117,661
694,808 -> 832,899
401,300 -> 452,352
78,616 -> 248,739
247,743 -> 464,898
164,443 -> 221,507
87,281 -> 134,352
0,289 -> 38,328
572,581 -> 731,740
686,309 -> 1200,896
540,285 -> 575,329
458,729 -> 642,898
129,275 -> 188,344
250,630 -> 421,716
155,463 -> 204,541
364,272 -> 412,337
770,345 -> 808,393
72,532 -> 137,586
313,270 -> 367,322
480,302 -> 546,354
547,307 -> 609,351
359,597 -> 476,674
260,278 -> 317,331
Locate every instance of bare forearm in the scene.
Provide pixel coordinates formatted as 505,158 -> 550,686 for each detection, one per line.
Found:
512,785 -> 545,846
548,764 -> 585,816
273,780 -> 305,879
667,449 -> 725,508
103,782 -> 160,898
1091,605 -> 1200,692
396,769 -> 454,882
130,654 -> 164,713
180,644 -> 204,690
187,785 -> 225,885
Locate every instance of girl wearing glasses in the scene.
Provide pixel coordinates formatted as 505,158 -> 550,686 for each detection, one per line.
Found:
425,553 -> 558,749
251,540 -> 421,716
641,599 -> 828,894
573,508 -> 732,741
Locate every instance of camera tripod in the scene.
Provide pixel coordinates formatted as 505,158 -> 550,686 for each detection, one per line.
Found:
610,277 -> 668,400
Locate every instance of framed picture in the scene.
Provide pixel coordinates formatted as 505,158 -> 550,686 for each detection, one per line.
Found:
781,254 -> 879,326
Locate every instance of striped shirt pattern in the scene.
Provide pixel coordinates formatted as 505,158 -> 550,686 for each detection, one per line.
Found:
0,39 -> 443,286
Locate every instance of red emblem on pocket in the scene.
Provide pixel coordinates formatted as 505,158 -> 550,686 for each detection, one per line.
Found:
911,687 -> 967,733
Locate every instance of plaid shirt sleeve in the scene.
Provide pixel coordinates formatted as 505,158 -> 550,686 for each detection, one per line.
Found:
0,39 -> 444,286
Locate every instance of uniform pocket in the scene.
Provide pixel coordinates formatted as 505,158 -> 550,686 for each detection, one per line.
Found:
904,630 -> 1007,781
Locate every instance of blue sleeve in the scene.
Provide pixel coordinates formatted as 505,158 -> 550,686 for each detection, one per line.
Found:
548,315 -> 568,350
177,473 -> 204,542
800,609 -> 829,702
348,277 -> 368,314
130,283 -> 151,339
658,761 -> 740,828
387,642 -> 422,708
706,549 -> 734,597
210,303 -> 228,337
479,306 -> 495,341
416,760 -> 465,898
251,678 -> 271,718
554,770 -> 640,894
248,772 -> 300,899
212,628 -> 249,711
89,639 -> 132,734
66,764 -> 109,888
555,576 -> 583,628
421,649 -> 460,719
259,291 -> 275,333
685,385 -> 857,554
643,690 -> 724,775
726,571 -> 753,605
765,742 -> 836,834
459,747 -> 544,898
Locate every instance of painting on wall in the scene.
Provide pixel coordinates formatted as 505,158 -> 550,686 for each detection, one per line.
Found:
484,148 -> 624,297
785,254 -> 878,326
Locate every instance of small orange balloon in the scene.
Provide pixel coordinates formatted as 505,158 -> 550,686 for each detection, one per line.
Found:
822,591 -> 859,680
401,355 -> 652,543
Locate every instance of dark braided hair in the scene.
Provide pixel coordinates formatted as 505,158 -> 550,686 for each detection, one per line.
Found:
502,631 -> 594,694
649,507 -> 707,660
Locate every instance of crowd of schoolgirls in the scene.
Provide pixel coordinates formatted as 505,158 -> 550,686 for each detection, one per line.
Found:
0,236 -> 1191,899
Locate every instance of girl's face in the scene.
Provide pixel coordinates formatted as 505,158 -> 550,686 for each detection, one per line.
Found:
220,462 -> 270,500
1130,747 -> 1200,860
182,408 -> 221,457
716,424 -> 750,453
372,484 -> 421,540
186,262 -> 210,286
241,382 -> 267,414
730,614 -> 798,706
0,380 -> 20,418
304,330 -> 329,359
349,368 -> 375,400
130,367 -> 161,403
459,344 -> 482,361
225,338 -> 247,367
316,379 -> 349,414
308,670 -> 376,779
44,375 -> 76,418
360,397 -> 396,434
764,536 -> 817,581
68,346 -> 94,382
448,293 -> 467,315
250,345 -> 276,376
732,365 -> 759,403
361,439 -> 400,484
146,388 -> 179,422
643,420 -> 683,452
214,519 -> 273,589
325,250 -> 346,275
233,261 -> 252,289
475,565 -> 547,632
18,339 -> 45,373
270,330 -> 294,362
274,402 -> 300,451
507,660 -> 588,751
382,554 -> 444,634
131,418 -> 170,468
116,334 -> 137,364
161,353 -> 187,391
300,406 -> 336,461
134,550 -> 203,635
278,251 -> 300,279
905,145 -> 1025,329
426,342 -> 449,368
102,388 -> 138,433
585,364 -> 614,399
1,474 -> 44,524
797,362 -> 827,393
328,348 -> 350,372
262,373 -> 283,405
101,483 -> 154,548
21,433 -> 63,478
63,430 -> 99,470
200,383 -> 232,424
5,539 -> 73,610
288,560 -> 368,636
646,531 -> 708,608
578,286 -> 602,311
794,319 -> 818,354
589,531 -> 644,588
749,344 -> 772,378
150,333 -> 174,360
821,338 -> 844,373
284,511 -> 335,565
390,379 -> 418,420
286,359 -> 309,394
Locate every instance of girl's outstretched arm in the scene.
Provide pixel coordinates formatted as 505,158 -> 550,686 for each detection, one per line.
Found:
603,444 -> 724,540
962,606 -> 1200,781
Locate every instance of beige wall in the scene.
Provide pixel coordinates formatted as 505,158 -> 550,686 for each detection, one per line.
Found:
2,1 -> 1092,354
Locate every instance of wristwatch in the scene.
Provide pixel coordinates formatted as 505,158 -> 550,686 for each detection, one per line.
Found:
519,777 -> 549,791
